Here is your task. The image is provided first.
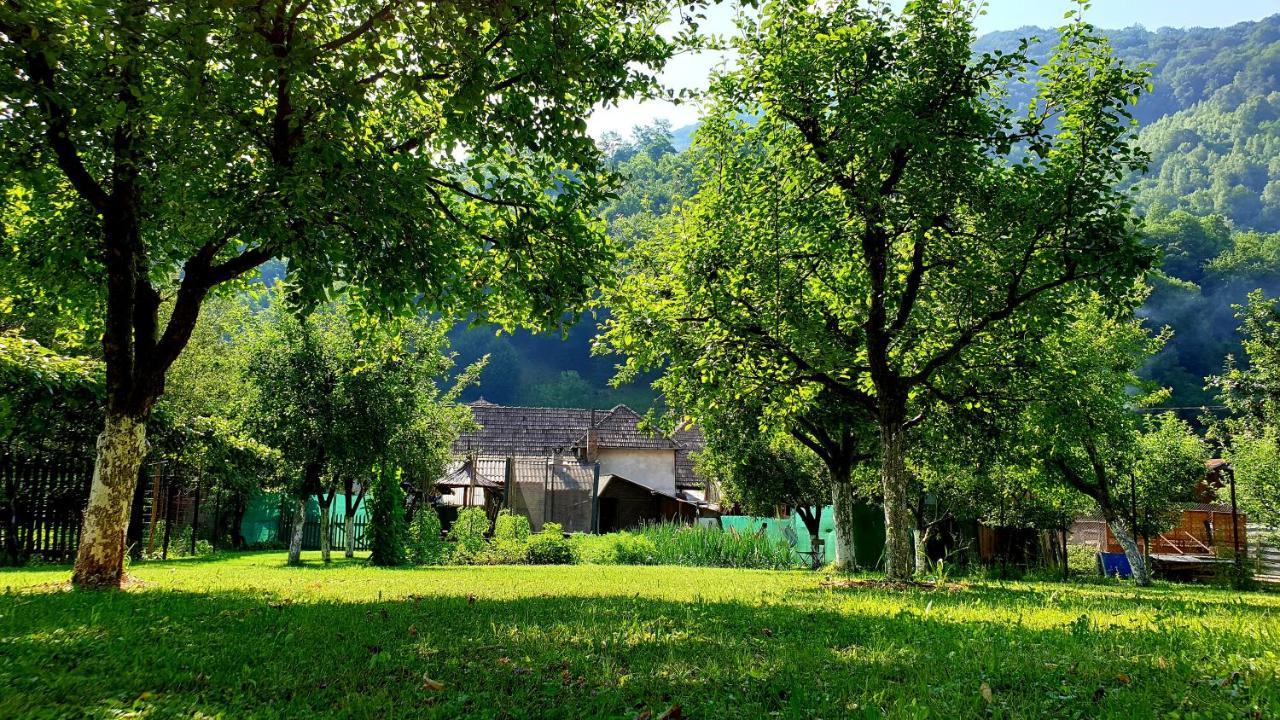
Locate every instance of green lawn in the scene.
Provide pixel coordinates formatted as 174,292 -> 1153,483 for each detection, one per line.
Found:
1,553 -> 1277,719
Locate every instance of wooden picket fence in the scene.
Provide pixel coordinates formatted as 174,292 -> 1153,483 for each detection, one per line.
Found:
1,452 -> 95,564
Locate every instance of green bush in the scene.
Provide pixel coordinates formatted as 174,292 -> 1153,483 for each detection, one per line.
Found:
484,509 -> 532,564
493,509 -> 531,543
612,534 -> 658,564
407,506 -> 447,565
525,522 -> 574,565
448,506 -> 490,563
368,465 -> 407,566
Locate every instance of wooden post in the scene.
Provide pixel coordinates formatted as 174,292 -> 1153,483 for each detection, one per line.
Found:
503,457 -> 514,512
590,462 -> 601,534
466,454 -> 476,508
1229,467 -> 1242,575
1061,527 -> 1069,582
190,473 -> 202,556
146,465 -> 162,555
161,474 -> 176,560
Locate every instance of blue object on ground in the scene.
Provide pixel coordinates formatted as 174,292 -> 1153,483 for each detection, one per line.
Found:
1098,551 -> 1132,578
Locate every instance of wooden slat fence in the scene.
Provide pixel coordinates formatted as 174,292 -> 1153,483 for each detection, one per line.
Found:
1,452 -> 94,564
1247,525 -> 1280,581
284,514 -> 371,551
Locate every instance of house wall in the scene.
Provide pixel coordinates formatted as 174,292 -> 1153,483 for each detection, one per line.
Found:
598,448 -> 676,495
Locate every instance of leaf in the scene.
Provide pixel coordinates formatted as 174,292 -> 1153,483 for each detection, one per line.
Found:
422,675 -> 444,692
980,682 -> 993,703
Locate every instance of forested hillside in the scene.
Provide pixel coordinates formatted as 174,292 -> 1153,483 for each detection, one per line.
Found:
454,14 -> 1280,412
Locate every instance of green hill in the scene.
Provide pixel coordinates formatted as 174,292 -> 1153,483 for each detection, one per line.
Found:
454,15 -> 1280,413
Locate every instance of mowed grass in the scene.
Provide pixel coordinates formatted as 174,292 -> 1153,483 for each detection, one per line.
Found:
1,553 -> 1278,719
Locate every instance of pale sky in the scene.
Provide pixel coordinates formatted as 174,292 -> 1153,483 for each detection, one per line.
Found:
588,0 -> 1280,138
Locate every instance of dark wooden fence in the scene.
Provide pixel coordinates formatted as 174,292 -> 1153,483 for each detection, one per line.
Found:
1,452 -> 94,564
282,512 -> 371,551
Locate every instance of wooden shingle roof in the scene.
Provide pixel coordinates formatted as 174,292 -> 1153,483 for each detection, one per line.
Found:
576,405 -> 679,450
453,402 -> 595,456
453,402 -> 707,490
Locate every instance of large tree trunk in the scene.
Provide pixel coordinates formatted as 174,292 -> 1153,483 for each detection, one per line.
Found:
880,419 -> 915,582
1106,514 -> 1151,587
287,497 -> 305,566
72,414 -> 148,588
831,482 -> 860,571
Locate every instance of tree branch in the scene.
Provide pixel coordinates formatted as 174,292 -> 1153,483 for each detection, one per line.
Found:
320,0 -> 404,53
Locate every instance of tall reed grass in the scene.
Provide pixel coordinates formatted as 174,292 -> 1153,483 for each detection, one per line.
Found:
575,522 -> 797,570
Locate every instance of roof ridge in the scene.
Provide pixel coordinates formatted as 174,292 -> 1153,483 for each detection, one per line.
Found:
468,403 -> 600,413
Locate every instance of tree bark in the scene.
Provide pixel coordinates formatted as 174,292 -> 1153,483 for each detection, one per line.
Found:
913,525 -> 933,577
1106,513 -> 1151,586
880,418 -> 915,581
287,496 -> 306,566
72,414 -> 149,588
319,504 -> 332,563
343,479 -> 365,558
795,505 -> 823,569
831,482 -> 859,571
344,514 -> 356,558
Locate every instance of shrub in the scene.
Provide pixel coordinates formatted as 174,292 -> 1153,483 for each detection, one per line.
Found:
612,534 -> 658,564
525,522 -> 574,565
407,505 -> 447,565
493,509 -> 532,543
448,506 -> 490,563
368,465 -> 407,566
485,509 -> 533,564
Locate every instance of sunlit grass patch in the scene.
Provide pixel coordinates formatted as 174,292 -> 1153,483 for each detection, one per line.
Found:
1,552 -> 1277,719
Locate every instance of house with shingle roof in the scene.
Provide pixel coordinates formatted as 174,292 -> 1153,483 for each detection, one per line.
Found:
444,399 -> 715,531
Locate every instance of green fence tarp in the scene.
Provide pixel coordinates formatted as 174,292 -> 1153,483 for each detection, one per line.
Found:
721,502 -> 885,567
239,489 -> 371,546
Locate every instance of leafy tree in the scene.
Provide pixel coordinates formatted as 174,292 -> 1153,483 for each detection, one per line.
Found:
605,0 -> 1150,580
0,0 -> 695,588
1016,301 -> 1202,586
152,296 -> 274,549
242,288 -> 473,564
0,332 -> 102,455
1208,290 -> 1280,529
1133,412 -> 1208,541
1209,290 -> 1280,439
1225,433 -> 1280,529
693,411 -> 832,567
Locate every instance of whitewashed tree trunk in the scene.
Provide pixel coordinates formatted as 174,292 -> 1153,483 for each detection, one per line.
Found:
72,414 -> 148,588
913,526 -> 932,577
1108,517 -> 1152,586
344,514 -> 356,558
319,509 -> 331,563
832,482 -> 859,571
287,497 -> 305,566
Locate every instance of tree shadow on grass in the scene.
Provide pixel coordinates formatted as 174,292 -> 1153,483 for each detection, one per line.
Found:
1,582 -> 1276,719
